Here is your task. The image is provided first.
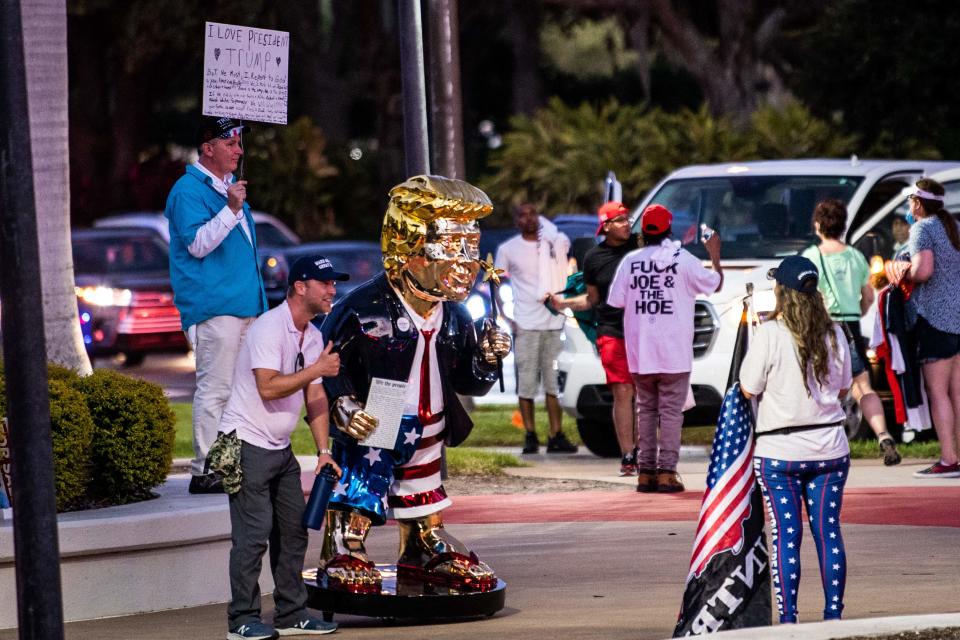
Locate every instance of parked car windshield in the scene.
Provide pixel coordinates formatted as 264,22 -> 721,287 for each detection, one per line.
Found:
73,235 -> 169,273
641,175 -> 864,259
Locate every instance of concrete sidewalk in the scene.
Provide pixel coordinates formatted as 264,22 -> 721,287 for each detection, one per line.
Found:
500,444 -> 960,489
8,449 -> 956,640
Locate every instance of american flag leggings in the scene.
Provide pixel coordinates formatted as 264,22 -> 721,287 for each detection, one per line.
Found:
753,455 -> 850,623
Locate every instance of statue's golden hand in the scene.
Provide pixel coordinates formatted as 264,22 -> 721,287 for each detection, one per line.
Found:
333,396 -> 378,440
480,325 -> 512,364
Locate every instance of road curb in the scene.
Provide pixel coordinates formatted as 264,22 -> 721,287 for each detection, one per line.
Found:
674,612 -> 960,639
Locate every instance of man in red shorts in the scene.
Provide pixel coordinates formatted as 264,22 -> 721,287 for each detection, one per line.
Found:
551,201 -> 640,474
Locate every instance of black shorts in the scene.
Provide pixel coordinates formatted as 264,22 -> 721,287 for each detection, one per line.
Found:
841,321 -> 868,377
916,315 -> 960,363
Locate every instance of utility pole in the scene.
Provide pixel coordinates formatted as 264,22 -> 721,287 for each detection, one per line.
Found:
398,0 -> 430,176
427,0 -> 465,179
0,1 -> 66,638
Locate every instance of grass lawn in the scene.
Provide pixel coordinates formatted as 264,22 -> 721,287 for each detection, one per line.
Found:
171,401 -> 941,464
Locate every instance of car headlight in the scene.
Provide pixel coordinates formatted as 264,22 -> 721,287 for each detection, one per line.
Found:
466,293 -> 487,320
75,286 -> 132,307
260,253 -> 288,288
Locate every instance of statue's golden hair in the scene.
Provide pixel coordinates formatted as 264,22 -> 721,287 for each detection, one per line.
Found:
381,175 -> 493,274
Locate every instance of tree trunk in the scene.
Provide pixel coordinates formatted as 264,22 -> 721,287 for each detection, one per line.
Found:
22,0 -> 92,374
507,0 -> 543,116
651,0 -> 793,123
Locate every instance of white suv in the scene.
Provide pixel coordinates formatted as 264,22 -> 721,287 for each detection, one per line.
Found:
557,158 -> 960,456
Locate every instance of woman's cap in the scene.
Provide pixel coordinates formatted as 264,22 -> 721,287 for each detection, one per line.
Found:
904,184 -> 945,202
767,255 -> 819,294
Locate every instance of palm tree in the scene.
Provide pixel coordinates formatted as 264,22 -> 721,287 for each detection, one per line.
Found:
22,0 -> 91,374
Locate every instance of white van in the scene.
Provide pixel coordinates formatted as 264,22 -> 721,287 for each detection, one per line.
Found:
557,158 -> 960,456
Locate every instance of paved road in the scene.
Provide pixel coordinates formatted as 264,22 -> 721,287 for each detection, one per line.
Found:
20,456 -> 958,640
29,519 -> 957,640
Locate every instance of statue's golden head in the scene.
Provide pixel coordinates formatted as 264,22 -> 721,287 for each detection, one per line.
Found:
382,175 -> 493,302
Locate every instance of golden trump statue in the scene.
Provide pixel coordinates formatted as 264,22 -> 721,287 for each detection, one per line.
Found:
317,175 -> 511,595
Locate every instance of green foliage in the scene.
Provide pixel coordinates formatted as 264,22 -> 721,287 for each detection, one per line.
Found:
460,403 -> 581,448
445,448 -> 527,476
481,98 -> 865,217
749,102 -> 858,158
74,370 -> 175,504
541,17 -> 639,81
0,364 -> 94,511
848,438 -> 940,461
243,116 -> 340,241
47,380 -> 95,511
171,401 -> 194,458
47,363 -> 83,385
792,0 -> 960,158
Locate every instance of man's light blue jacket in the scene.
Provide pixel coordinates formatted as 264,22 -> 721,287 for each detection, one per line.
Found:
164,164 -> 267,330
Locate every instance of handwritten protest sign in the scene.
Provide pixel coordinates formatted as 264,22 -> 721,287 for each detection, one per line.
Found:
0,417 -> 12,513
203,22 -> 290,125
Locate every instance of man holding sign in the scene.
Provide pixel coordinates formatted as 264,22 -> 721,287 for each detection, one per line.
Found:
165,116 -> 268,494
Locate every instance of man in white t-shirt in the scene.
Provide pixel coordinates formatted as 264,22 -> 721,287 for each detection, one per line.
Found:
495,203 -> 577,454
220,255 -> 345,640
607,204 -> 723,493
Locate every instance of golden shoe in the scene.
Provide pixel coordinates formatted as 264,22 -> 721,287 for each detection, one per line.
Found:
396,512 -> 496,592
319,509 -> 382,594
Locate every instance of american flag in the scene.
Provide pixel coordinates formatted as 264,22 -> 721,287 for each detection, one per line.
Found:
686,383 -> 757,582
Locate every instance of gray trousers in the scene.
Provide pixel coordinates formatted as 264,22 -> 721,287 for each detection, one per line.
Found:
227,441 -> 308,629
632,372 -> 690,472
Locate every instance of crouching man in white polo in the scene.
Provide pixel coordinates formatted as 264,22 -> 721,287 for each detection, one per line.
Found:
219,255 -> 347,639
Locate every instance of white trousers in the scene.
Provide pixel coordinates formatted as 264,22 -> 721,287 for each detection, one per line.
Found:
187,315 -> 254,476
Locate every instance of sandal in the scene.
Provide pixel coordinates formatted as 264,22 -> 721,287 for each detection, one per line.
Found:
321,554 -> 382,594
397,551 -> 496,592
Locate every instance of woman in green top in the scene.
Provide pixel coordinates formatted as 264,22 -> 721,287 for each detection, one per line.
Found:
802,199 -> 901,465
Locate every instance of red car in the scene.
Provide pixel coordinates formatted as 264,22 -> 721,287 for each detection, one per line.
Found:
73,228 -> 187,365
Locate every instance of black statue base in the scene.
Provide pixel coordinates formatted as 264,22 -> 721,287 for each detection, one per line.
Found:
303,565 -> 506,623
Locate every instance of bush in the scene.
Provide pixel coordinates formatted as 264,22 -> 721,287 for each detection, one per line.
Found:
0,363 -> 94,511
74,369 -> 175,504
47,379 -> 94,511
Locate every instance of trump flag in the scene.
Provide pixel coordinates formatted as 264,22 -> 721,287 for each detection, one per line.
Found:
674,292 -> 770,636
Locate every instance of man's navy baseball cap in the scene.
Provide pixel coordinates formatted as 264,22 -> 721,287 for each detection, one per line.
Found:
767,255 -> 819,294
288,255 -> 350,286
197,116 -> 249,146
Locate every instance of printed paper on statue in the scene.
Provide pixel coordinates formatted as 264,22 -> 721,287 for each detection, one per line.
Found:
360,378 -> 409,450
202,22 -> 289,124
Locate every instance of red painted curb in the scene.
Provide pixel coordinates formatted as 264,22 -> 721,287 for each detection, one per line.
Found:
300,471 -> 960,528
440,487 -> 960,528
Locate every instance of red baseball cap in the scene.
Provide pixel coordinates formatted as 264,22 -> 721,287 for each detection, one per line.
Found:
596,201 -> 629,235
640,204 -> 673,234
